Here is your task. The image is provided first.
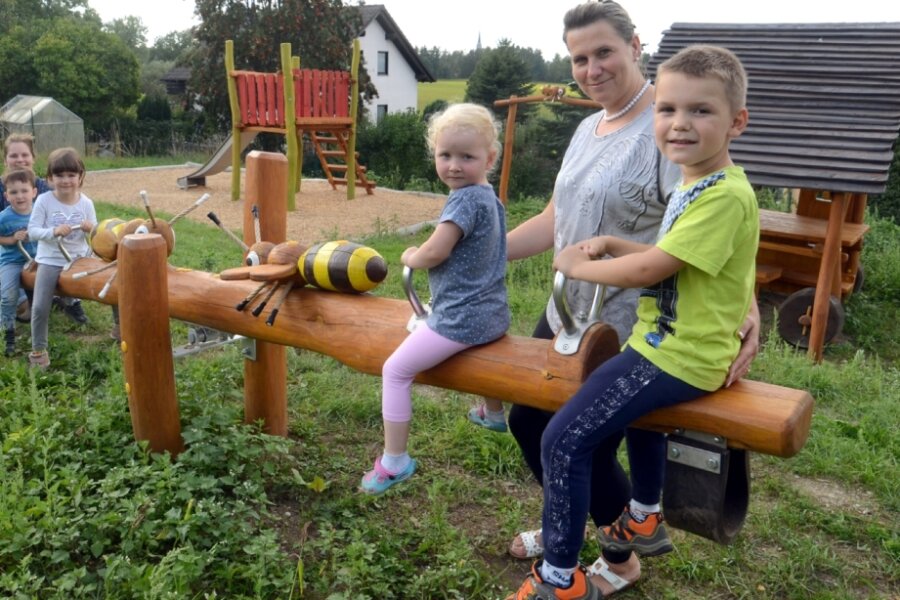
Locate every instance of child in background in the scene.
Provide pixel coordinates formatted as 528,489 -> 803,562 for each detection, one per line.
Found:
360,103 -> 510,494
27,147 -> 97,369
510,45 -> 757,598
1,133 -> 52,322
0,169 -> 38,355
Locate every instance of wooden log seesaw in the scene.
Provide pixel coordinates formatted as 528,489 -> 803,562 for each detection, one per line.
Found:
22,243 -> 814,545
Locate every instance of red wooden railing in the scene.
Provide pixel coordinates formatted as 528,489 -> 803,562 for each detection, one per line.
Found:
232,69 -> 351,128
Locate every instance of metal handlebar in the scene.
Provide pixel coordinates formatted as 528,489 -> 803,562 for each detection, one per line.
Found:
402,266 -> 430,319
551,270 -> 606,355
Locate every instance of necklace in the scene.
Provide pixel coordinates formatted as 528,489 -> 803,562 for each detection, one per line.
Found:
603,80 -> 651,122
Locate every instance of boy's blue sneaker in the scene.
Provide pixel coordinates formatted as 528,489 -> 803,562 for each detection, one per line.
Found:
468,404 -> 508,432
360,457 -> 417,495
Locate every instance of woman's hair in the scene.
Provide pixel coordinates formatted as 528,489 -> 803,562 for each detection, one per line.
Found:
563,0 -> 636,45
426,103 -> 502,172
3,133 -> 36,159
657,45 -> 748,112
1,167 -> 36,188
46,147 -> 86,183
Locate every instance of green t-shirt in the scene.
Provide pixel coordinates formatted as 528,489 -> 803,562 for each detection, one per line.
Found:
627,166 -> 759,391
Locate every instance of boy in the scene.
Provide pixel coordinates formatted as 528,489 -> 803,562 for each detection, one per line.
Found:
509,45 -> 757,599
0,168 -> 38,356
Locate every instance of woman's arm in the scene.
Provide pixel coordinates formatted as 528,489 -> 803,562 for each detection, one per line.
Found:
507,196 -> 555,260
402,222 -> 463,269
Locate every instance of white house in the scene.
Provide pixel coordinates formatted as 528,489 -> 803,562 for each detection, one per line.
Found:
356,4 -> 435,122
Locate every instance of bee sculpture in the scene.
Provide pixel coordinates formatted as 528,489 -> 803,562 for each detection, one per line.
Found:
74,192 -> 210,297
298,240 -> 387,294
208,214 -> 388,325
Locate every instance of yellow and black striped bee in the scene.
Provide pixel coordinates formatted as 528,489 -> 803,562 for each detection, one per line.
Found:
299,240 -> 387,293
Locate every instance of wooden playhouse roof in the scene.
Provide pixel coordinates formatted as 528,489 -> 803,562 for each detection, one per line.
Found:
646,23 -> 900,195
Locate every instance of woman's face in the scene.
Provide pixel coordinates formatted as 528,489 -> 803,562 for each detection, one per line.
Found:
566,19 -> 642,106
5,141 -> 35,170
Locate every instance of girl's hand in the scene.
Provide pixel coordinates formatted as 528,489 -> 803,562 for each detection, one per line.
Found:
553,244 -> 590,276
80,221 -> 93,233
401,246 -> 418,266
13,230 -> 27,241
53,224 -> 72,237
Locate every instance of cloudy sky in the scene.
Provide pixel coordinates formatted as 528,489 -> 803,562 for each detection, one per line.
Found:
90,0 -> 899,59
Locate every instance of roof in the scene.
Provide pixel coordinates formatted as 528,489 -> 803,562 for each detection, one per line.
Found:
0,95 -> 82,125
161,67 -> 191,83
355,4 -> 435,82
647,23 -> 900,195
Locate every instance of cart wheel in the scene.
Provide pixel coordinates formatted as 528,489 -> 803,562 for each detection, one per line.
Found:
777,287 -> 845,349
852,265 -> 865,295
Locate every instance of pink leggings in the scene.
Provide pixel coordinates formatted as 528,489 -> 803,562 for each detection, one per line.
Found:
382,323 -> 472,422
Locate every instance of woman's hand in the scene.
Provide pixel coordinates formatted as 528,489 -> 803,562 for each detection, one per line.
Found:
725,299 -> 761,387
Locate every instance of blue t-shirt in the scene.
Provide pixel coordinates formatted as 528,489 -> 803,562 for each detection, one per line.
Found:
0,177 -> 50,212
0,206 -> 36,265
426,184 -> 509,345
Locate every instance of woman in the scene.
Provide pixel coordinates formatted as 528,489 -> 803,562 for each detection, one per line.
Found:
503,2 -> 759,596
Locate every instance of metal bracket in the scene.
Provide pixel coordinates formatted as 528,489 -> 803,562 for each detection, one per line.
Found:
172,325 -> 244,359
241,337 -> 257,361
663,430 -> 749,545
551,271 -> 606,355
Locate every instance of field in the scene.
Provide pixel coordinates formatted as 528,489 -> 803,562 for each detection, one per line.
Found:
0,179 -> 897,597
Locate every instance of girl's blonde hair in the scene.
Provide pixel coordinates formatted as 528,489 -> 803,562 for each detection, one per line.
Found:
46,147 -> 86,184
426,103 -> 502,172
3,133 -> 37,160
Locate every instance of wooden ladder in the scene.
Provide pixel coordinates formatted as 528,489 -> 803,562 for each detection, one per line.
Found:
309,130 -> 376,195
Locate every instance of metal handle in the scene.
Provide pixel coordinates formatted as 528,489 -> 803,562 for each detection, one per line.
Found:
402,266 -> 429,318
16,239 -> 32,262
551,270 -> 606,355
56,235 -> 73,262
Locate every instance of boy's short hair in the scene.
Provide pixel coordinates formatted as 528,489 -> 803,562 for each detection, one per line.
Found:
1,167 -> 36,188
46,147 -> 86,182
657,45 -> 748,112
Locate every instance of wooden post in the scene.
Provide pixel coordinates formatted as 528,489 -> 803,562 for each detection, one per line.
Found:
498,100 -> 517,204
281,43 -> 298,211
243,151 -> 288,435
119,234 -> 183,455
347,39 -> 361,200
225,40 -> 242,202
292,55 -> 303,195
807,192 -> 846,362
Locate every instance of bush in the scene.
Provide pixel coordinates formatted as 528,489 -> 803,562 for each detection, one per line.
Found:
356,110 -> 435,190
869,138 -> 900,222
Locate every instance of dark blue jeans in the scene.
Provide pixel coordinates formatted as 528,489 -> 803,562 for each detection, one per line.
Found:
541,346 -> 706,568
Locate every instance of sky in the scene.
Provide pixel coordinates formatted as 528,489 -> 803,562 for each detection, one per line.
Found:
90,0 -> 900,59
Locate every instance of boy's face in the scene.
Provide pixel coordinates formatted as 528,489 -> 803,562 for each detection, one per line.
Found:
653,72 -> 748,183
5,180 -> 37,214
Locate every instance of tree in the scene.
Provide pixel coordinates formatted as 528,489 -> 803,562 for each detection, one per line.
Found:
465,40 -> 533,120
105,15 -> 149,62
29,18 -> 139,129
151,30 -> 194,63
189,0 -> 372,132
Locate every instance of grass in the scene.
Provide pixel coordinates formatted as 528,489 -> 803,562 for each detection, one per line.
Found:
0,196 -> 897,598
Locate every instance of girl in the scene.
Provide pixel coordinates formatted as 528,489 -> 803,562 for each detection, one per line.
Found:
360,103 -> 509,494
27,147 -> 96,369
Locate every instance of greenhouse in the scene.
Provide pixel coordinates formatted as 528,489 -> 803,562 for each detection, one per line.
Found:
0,95 -> 84,156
